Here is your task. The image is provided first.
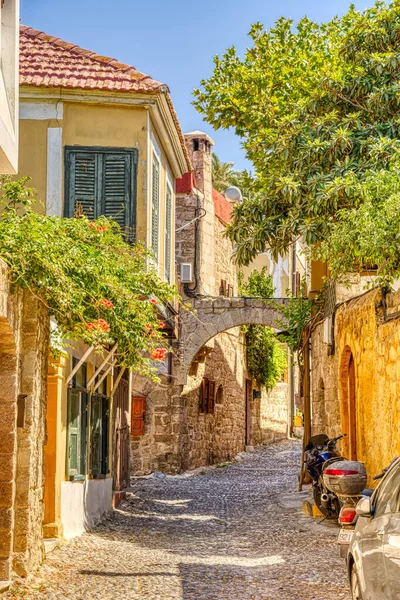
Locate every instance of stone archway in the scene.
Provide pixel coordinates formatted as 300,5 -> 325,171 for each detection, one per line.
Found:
340,345 -> 357,460
177,296 -> 287,383
0,316 -> 18,583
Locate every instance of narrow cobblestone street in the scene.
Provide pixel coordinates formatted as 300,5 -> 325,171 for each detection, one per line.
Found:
6,441 -> 350,600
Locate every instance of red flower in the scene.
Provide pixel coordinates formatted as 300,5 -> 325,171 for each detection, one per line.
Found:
158,321 -> 165,328
150,298 -> 157,305
151,347 -> 167,361
145,324 -> 152,330
97,318 -> 110,332
86,319 -> 110,333
100,298 -> 113,309
97,227 -> 104,233
89,222 -> 96,229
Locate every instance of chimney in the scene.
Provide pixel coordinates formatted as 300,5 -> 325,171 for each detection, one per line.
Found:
184,131 -> 214,197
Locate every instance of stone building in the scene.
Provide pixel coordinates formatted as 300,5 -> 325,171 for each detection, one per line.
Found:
310,266 -> 400,484
0,261 -> 49,588
18,25 -> 189,543
130,132 -> 293,474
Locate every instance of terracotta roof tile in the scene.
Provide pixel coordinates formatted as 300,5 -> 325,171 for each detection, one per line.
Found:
19,25 -> 192,172
20,25 -> 167,93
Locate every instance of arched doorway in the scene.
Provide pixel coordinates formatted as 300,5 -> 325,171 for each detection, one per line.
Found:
340,346 -> 357,460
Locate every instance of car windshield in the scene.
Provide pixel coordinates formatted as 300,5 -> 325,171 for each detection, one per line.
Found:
373,461 -> 400,518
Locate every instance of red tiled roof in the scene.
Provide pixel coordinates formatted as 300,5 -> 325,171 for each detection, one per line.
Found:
20,25 -> 166,93
19,25 -> 192,172
213,188 -> 232,225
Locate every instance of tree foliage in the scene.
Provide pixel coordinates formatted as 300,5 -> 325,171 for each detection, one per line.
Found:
239,268 -> 287,389
317,158 -> 400,286
275,278 -> 313,353
0,177 -> 176,379
194,2 -> 400,265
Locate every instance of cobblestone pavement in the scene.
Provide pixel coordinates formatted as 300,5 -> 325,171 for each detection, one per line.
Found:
6,440 -> 351,600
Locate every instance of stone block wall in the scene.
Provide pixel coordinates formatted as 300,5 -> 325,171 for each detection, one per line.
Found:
311,287 -> 400,482
252,382 -> 290,446
0,260 -> 49,582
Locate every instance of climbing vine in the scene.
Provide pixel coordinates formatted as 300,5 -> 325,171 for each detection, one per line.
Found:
0,177 -> 177,379
275,277 -> 312,353
238,268 -> 287,390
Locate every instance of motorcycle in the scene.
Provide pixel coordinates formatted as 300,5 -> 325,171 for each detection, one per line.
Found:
304,433 -> 347,519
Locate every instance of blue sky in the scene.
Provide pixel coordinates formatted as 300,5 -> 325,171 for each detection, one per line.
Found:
22,0 -> 370,171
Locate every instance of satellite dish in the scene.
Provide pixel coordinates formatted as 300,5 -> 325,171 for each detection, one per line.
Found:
225,186 -> 243,203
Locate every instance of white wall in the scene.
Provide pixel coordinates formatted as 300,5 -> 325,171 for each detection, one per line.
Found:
61,478 -> 113,540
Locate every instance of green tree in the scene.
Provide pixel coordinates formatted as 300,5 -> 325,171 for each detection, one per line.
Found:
239,268 -> 287,390
211,153 -> 236,193
0,177 -> 176,379
194,3 -> 400,265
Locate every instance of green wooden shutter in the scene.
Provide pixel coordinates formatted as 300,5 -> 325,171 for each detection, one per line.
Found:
102,153 -> 131,233
90,394 -> 102,477
65,151 -> 98,218
67,388 -> 81,478
165,185 -> 172,281
101,398 -> 110,475
151,154 -> 160,258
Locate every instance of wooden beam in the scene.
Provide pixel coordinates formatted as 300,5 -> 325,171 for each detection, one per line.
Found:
86,342 -> 118,389
110,367 -> 126,397
65,346 -> 94,385
92,358 -> 117,393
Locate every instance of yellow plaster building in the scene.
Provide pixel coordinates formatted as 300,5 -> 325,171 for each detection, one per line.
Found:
19,25 -> 190,541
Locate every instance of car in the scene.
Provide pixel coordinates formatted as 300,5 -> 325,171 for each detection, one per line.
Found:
348,458 -> 400,599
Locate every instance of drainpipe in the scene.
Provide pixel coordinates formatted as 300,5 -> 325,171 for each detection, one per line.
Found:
289,241 -> 297,437
299,326 -> 311,490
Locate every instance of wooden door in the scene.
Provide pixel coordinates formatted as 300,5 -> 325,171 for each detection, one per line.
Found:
114,373 -> 130,491
245,379 -> 252,446
348,354 -> 357,460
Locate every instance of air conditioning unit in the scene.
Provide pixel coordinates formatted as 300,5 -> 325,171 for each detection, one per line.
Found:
180,263 -> 193,283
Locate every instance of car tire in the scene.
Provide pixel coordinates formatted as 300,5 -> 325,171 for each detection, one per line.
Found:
350,564 -> 363,600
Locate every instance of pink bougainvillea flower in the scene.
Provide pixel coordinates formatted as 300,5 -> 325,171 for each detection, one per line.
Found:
100,298 -> 113,309
150,298 -> 157,305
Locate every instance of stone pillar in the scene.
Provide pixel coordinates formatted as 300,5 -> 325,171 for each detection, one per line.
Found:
43,355 -> 66,540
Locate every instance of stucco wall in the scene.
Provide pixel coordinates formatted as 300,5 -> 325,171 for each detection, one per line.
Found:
60,478 -> 113,541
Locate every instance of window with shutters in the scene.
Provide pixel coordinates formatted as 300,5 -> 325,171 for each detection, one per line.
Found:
64,146 -> 138,240
151,153 -> 160,258
199,378 -> 216,414
67,359 -> 88,480
66,360 -> 111,480
90,376 -> 110,478
165,183 -> 172,281
131,395 -> 146,437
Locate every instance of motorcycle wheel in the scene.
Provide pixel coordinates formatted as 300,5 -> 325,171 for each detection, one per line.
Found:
312,486 -> 341,519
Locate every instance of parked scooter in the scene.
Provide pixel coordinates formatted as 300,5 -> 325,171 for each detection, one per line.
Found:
304,433 -> 348,519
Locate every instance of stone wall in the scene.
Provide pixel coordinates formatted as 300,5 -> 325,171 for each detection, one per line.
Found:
311,287 -> 400,482
0,260 -> 49,582
252,383 -> 290,446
